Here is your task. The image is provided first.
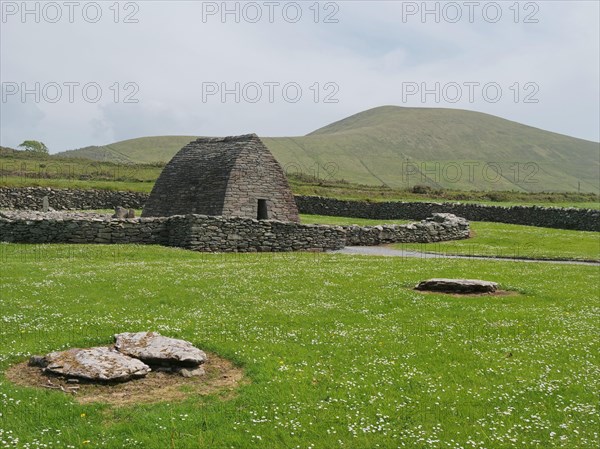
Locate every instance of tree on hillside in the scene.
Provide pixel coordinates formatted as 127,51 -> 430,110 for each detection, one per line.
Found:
18,140 -> 49,155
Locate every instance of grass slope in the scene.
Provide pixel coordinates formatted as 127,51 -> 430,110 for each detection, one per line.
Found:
59,136 -> 198,164
1,245 -> 598,448
0,148 -> 162,192
56,106 -> 600,193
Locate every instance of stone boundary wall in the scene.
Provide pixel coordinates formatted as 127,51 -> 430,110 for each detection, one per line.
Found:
2,187 -> 593,232
0,187 -> 146,210
0,212 -> 469,251
295,196 -> 600,232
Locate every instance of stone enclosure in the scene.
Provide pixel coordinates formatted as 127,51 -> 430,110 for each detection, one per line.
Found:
0,210 -> 470,252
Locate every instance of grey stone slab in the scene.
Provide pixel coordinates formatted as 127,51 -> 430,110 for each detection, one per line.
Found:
415,278 -> 498,294
114,332 -> 207,367
43,347 -> 151,382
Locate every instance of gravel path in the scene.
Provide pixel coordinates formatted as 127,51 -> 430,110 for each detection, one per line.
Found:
333,246 -> 600,266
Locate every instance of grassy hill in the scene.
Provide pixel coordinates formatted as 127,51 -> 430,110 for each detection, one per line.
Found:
59,136 -> 198,164
57,106 -> 600,193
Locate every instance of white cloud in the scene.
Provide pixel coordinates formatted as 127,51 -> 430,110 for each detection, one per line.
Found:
1,0 -> 598,152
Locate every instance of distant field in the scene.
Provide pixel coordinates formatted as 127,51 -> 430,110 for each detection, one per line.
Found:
0,176 -> 154,192
1,174 -> 597,209
289,178 -> 600,208
2,153 -> 598,209
0,152 -> 160,192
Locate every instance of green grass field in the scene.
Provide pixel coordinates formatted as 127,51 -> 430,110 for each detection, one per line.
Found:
0,176 -> 154,193
0,152 -> 159,192
393,222 -> 600,262
1,244 -> 598,448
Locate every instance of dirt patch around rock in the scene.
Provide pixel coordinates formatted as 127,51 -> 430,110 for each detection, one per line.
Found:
6,351 -> 247,406
415,289 -> 518,298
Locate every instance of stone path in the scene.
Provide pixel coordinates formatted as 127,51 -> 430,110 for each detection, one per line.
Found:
333,246 -> 600,266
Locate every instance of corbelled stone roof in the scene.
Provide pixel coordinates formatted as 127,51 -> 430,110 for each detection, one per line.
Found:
142,134 -> 299,222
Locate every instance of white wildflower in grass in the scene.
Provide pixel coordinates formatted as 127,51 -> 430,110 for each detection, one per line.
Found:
0,245 -> 597,448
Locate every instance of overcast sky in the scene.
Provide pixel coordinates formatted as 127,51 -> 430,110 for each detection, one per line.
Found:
1,1 -> 599,153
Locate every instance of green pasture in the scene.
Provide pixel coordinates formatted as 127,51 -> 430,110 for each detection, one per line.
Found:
1,244 -> 598,448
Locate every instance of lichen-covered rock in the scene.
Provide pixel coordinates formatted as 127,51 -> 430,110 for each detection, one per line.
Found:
114,332 -> 207,367
43,347 -> 150,382
415,278 -> 498,294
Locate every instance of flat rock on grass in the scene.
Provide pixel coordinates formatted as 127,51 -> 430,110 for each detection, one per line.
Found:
44,347 -> 151,382
114,332 -> 207,367
7,351 -> 244,406
416,278 -> 498,294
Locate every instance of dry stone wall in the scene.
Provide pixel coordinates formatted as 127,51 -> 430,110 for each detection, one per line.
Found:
0,212 -> 469,251
0,211 -> 168,245
344,213 -> 469,245
295,196 -> 600,232
0,187 -> 146,210
166,215 -> 346,252
2,188 -> 594,231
